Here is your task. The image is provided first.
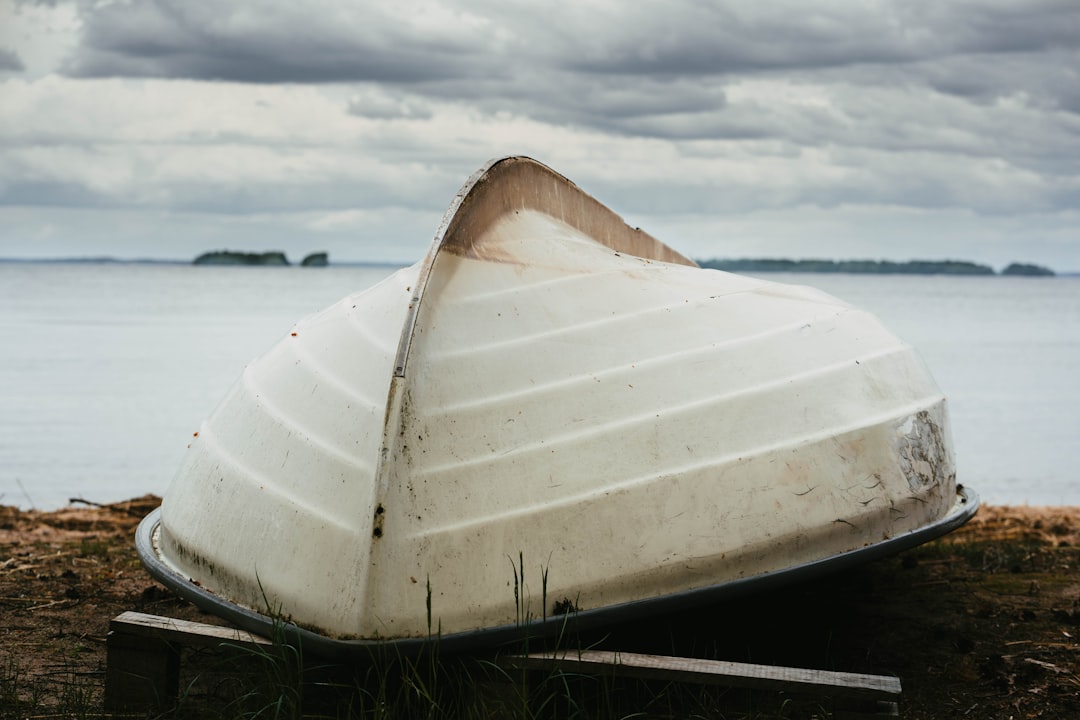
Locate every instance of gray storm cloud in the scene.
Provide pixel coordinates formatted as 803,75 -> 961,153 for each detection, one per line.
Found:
65,1 -> 491,83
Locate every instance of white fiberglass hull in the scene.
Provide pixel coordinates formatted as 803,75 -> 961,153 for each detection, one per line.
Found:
138,157 -> 977,652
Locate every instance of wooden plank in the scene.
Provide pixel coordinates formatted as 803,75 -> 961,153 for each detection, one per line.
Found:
506,650 -> 901,700
109,610 -> 273,649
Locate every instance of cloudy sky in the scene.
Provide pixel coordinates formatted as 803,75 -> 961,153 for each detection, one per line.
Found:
1,0 -> 1078,270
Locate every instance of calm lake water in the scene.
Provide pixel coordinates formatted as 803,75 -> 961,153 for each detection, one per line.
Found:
1,263 -> 1077,508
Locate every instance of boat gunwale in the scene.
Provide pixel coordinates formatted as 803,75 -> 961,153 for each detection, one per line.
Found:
136,486 -> 978,659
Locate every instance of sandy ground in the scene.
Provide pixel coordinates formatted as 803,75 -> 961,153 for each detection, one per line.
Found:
1,497 -> 1079,717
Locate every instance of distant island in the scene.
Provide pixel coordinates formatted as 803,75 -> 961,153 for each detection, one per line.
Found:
193,251 -> 328,267
4,252 -> 1056,276
1000,262 -> 1055,277
696,258 -> 1055,277
300,252 -> 329,267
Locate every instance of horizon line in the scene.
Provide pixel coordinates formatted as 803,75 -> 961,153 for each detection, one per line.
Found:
0,255 -> 1072,275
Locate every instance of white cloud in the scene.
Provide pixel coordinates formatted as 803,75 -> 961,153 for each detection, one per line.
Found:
0,0 -> 81,78
0,0 -> 1078,270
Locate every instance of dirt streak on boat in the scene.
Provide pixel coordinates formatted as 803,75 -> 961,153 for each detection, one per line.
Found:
137,156 -> 977,655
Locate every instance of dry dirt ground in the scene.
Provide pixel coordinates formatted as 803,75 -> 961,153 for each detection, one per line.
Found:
2,497 -> 1079,718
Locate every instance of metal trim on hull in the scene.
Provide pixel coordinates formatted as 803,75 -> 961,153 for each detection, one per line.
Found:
136,486 -> 978,658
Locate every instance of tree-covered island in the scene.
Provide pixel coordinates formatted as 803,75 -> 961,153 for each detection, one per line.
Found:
696,258 -> 1054,276
193,251 -> 328,266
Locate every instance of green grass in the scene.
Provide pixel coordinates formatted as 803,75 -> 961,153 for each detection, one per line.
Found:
0,620 -> 854,719
150,555 -> 838,719
0,552 -> 845,720
160,644 -> 831,719
0,652 -> 100,720
78,538 -> 112,559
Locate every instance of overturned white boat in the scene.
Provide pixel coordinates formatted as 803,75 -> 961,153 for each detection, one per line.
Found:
138,156 -> 977,653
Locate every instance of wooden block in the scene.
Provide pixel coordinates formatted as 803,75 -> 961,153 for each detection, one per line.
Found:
104,611 -> 273,712
104,629 -> 180,711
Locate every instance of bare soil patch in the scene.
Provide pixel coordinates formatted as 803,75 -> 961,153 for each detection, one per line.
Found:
1,499 -> 1079,717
